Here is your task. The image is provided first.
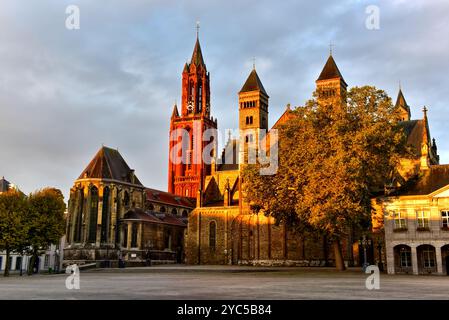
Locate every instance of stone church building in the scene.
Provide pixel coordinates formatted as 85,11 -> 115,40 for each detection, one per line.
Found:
64,147 -> 194,266
169,35 -> 446,268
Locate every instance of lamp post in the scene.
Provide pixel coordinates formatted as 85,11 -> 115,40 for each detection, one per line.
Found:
376,240 -> 383,271
358,235 -> 372,271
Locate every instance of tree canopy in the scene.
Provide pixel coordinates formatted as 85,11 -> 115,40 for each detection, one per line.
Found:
242,86 -> 407,270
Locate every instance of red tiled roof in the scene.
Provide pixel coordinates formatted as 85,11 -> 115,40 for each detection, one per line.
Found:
145,188 -> 195,208
122,208 -> 186,227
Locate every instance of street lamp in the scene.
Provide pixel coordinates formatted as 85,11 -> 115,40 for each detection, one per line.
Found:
358,235 -> 372,271
376,241 -> 384,271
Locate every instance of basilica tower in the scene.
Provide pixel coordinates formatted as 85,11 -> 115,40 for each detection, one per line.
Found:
238,67 -> 269,165
316,53 -> 347,105
168,34 -> 217,198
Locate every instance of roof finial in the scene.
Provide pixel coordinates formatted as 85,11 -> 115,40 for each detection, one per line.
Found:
329,41 -> 334,56
196,21 -> 200,39
252,57 -> 256,70
423,106 -> 428,117
399,80 -> 402,91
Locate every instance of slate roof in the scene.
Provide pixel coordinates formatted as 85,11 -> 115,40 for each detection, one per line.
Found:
0,177 -> 10,193
191,38 -> 205,67
398,120 -> 426,158
240,69 -> 268,96
145,188 -> 195,208
122,208 -> 186,227
397,165 -> 449,196
78,146 -> 143,186
316,55 -> 347,86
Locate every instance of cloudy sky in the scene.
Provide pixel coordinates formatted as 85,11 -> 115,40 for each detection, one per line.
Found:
1,0 -> 449,201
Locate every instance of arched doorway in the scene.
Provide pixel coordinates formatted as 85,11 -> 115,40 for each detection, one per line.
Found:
441,245 -> 449,276
417,244 -> 436,274
393,244 -> 412,274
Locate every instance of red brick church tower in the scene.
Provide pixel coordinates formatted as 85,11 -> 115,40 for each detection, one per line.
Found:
168,32 -> 217,198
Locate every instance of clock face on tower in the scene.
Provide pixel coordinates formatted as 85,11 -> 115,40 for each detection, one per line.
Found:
187,100 -> 194,112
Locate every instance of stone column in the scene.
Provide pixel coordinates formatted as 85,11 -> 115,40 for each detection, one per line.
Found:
386,244 -> 395,274
126,223 -> 132,249
411,245 -> 419,275
138,223 -> 143,250
436,245 -> 443,275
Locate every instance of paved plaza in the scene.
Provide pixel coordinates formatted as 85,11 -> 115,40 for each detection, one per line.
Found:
0,266 -> 448,300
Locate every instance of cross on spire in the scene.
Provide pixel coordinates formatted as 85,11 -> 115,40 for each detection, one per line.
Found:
196,21 -> 200,39
329,41 -> 335,56
252,57 -> 256,70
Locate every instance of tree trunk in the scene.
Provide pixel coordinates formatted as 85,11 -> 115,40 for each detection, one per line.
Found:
323,235 -> 329,267
333,239 -> 346,271
28,251 -> 38,275
4,248 -> 10,277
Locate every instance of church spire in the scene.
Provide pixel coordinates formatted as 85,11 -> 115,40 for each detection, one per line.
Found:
316,54 -> 347,86
190,36 -> 205,67
171,103 -> 179,118
315,52 -> 347,104
395,88 -> 411,121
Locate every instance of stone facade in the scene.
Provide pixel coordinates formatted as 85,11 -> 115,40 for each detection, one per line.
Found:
64,147 -> 194,266
375,167 -> 449,275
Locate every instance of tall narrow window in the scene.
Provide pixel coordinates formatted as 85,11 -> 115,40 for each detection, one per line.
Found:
441,210 -> 449,228
393,210 -> 407,229
124,191 -> 130,208
74,188 -> 84,242
88,187 -> 99,242
101,187 -> 110,243
198,83 -> 202,112
423,248 -> 435,268
131,223 -> 138,248
122,225 -> 128,247
416,210 -> 430,229
400,248 -> 411,267
209,221 -> 216,252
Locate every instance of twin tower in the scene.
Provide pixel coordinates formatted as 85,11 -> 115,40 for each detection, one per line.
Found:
168,35 -> 347,198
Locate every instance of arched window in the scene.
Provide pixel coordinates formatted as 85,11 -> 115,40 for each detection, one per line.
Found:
209,221 -> 216,252
88,186 -> 99,242
171,208 -> 177,216
101,187 -> 110,243
159,206 -> 166,213
164,229 -> 172,250
147,203 -> 154,211
182,210 -> 188,218
249,116 -> 253,124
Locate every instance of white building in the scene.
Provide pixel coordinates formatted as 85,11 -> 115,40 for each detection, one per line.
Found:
376,165 -> 449,275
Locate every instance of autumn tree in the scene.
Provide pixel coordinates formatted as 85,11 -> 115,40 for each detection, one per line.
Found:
0,190 -> 29,277
26,188 -> 66,275
243,86 -> 407,271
